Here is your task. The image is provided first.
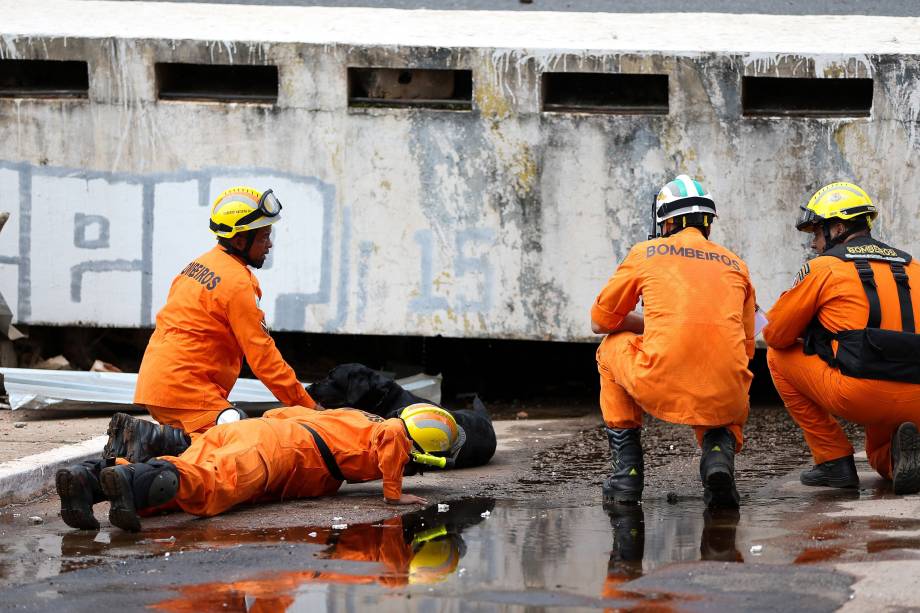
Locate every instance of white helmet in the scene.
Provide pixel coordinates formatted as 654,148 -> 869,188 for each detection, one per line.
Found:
655,174 -> 717,223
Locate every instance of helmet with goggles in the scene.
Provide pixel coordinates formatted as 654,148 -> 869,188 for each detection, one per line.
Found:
796,182 -> 877,233
408,526 -> 462,584
209,186 -> 282,239
653,175 -> 716,237
400,404 -> 465,469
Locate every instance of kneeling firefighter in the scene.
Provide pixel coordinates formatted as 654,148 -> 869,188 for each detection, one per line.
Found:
591,175 -> 757,509
57,404 -> 465,532
764,182 -> 920,494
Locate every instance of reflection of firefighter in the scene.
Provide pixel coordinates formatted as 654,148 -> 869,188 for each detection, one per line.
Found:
150,499 -> 493,613
57,404 -> 465,532
601,504 -> 742,605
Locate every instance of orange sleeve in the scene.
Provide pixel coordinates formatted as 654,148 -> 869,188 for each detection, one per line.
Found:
226,282 -> 315,408
375,421 -> 412,501
591,245 -> 643,331
742,271 -> 757,359
763,258 -> 831,349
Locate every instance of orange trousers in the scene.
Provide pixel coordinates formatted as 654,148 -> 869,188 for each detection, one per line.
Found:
766,345 -> 920,479
160,418 -> 340,517
598,332 -> 744,450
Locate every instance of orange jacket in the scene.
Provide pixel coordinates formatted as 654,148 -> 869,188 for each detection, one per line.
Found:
592,227 -> 756,423
264,407 -> 413,500
764,247 -> 920,349
135,245 -> 313,412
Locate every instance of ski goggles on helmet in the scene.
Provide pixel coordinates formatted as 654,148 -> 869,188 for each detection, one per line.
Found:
795,206 -> 823,232
234,189 -> 283,228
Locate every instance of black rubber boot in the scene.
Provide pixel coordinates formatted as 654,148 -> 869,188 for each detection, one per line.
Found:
800,454 -> 859,488
99,460 -> 180,532
602,427 -> 644,505
103,413 -> 191,463
891,422 -> 920,495
56,459 -> 107,530
607,503 -> 645,576
700,428 -> 740,509
700,508 -> 742,562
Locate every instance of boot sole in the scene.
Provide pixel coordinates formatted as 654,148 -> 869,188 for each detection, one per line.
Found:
55,469 -> 100,531
102,413 -> 133,460
893,423 -> 920,496
704,470 -> 740,509
99,468 -> 141,532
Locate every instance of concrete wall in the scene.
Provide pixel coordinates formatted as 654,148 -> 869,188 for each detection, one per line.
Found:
2,8 -> 920,341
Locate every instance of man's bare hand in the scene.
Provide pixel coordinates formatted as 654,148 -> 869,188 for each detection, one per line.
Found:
386,493 -> 428,506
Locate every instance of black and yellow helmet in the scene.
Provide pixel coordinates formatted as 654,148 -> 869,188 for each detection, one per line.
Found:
796,182 -> 877,233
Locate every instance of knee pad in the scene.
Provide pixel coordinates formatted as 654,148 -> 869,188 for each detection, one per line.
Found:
216,407 -> 249,425
132,460 -> 180,508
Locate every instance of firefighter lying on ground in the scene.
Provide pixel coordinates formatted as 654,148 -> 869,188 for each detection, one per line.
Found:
56,404 -> 462,531
764,182 -> 920,495
591,174 -> 756,509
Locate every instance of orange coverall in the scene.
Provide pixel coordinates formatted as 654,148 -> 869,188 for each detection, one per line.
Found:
158,407 -> 412,517
135,245 -> 313,433
592,227 -> 756,448
764,252 -> 920,478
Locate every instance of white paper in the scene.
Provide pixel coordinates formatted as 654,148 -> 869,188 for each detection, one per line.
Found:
754,309 -> 769,336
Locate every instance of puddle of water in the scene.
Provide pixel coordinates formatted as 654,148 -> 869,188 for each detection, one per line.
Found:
2,489 -> 919,611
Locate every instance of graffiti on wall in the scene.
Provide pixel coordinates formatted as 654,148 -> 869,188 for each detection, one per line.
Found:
0,162 -> 335,331
0,161 -> 500,335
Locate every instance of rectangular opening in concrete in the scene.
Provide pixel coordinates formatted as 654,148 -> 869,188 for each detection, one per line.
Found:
542,72 -> 668,114
742,76 -> 873,117
348,68 -> 473,110
0,59 -> 88,98
155,63 -> 278,103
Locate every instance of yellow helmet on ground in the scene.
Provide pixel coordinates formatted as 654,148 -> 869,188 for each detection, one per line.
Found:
209,186 -> 283,239
408,526 -> 461,584
400,404 -> 465,467
796,182 -> 877,233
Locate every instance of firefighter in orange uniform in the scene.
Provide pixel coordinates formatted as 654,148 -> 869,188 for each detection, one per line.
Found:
81,404 -> 463,532
115,187 -> 314,453
764,182 -> 920,494
592,175 -> 756,509
57,186 -> 319,531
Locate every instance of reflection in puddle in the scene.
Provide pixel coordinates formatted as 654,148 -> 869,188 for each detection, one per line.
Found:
5,488 -> 920,610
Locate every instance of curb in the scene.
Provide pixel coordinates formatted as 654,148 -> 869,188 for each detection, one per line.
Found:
0,435 -> 106,505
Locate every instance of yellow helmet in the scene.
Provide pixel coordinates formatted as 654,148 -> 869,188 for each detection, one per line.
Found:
209,186 -> 283,239
400,404 -> 465,463
408,526 -> 461,584
796,182 -> 877,233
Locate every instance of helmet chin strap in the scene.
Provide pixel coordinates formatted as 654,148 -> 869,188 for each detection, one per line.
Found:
820,222 -> 864,253
222,231 -> 259,267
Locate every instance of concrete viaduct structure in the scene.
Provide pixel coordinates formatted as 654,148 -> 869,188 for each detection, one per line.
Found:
1,2 -> 920,341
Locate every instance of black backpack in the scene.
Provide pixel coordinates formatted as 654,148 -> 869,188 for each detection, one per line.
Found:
804,237 -> 920,383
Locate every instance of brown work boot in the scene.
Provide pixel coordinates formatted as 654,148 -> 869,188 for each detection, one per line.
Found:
103,413 -> 191,463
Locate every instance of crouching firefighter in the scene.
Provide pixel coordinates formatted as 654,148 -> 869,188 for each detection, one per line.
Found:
56,404 -> 465,532
591,175 -> 757,509
764,182 -> 920,494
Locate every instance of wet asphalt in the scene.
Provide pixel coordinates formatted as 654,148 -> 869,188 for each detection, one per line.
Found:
0,405 -> 914,612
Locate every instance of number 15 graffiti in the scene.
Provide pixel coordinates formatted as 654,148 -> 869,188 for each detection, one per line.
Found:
410,228 -> 495,314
